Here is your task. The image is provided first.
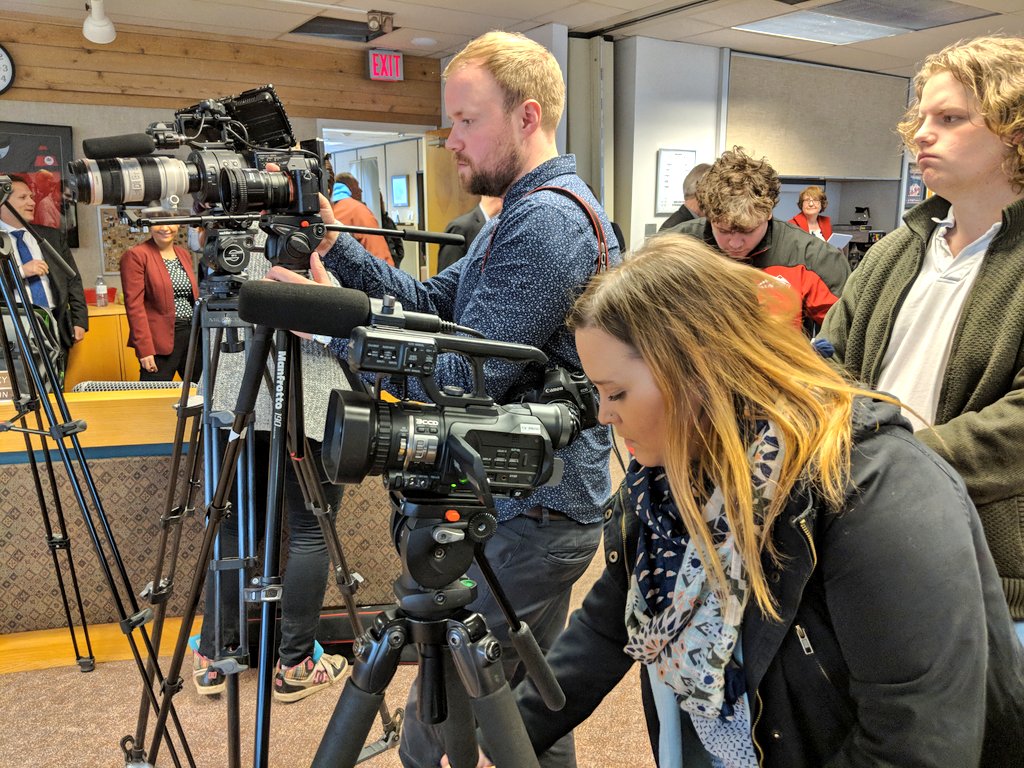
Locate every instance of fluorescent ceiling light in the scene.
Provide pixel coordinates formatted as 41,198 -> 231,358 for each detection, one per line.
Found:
735,11 -> 907,45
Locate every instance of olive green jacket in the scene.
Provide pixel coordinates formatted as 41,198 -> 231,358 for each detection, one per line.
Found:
820,195 -> 1024,619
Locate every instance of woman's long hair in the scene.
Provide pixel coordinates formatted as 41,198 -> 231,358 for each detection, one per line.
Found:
568,234 -> 863,619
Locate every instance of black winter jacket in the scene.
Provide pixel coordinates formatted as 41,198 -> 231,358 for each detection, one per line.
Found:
516,399 -> 1024,767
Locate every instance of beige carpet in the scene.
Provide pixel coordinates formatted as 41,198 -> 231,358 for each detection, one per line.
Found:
0,648 -> 652,767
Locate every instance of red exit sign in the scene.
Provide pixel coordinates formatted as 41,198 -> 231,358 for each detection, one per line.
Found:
368,50 -> 404,81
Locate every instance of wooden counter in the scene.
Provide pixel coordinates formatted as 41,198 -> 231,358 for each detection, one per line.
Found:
0,387 -> 194,460
64,303 -> 140,390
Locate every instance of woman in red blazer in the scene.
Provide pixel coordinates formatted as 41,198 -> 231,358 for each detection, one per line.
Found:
119,220 -> 200,381
788,185 -> 833,241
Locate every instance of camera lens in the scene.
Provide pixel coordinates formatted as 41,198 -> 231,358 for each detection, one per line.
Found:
218,167 -> 291,214
322,390 -> 393,484
67,157 -> 196,205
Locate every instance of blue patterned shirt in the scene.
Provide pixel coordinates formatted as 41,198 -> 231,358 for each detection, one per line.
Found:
321,155 -> 620,522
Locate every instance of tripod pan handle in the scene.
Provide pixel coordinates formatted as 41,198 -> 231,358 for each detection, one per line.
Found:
510,622 -> 565,711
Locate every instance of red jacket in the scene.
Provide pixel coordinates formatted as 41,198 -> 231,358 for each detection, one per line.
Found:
120,239 -> 199,358
788,212 -> 833,241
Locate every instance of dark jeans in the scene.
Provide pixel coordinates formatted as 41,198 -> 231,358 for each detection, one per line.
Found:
397,512 -> 602,768
199,432 -> 344,667
140,318 -> 201,383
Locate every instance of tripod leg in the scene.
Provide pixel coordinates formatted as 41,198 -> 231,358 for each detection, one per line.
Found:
447,617 -> 542,768
313,609 -> 409,768
0,284 -> 95,670
147,325 -> 275,765
438,653 -> 480,768
283,336 -> 401,747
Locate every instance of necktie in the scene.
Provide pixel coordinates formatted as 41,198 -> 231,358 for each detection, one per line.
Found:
11,230 -> 50,308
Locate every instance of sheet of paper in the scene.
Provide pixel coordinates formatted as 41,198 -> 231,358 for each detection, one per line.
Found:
827,232 -> 853,249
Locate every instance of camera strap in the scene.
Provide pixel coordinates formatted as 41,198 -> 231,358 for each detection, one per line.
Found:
481,184 -> 611,274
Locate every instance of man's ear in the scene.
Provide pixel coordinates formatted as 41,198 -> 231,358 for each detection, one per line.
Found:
517,99 -> 543,137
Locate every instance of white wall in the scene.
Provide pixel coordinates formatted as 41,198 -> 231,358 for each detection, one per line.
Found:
567,37 -> 615,217
613,38 -> 723,250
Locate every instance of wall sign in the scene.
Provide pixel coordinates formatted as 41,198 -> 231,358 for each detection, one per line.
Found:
368,49 -> 404,82
655,148 -> 697,216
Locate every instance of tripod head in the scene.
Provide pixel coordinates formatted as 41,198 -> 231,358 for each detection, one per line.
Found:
387,431 -> 566,713
390,432 -> 502,616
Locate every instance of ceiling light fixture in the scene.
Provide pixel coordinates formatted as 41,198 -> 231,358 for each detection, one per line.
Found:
734,11 -> 906,45
83,0 -> 117,45
366,10 -> 394,36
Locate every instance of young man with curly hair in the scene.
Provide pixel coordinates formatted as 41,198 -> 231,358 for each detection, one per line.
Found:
664,147 -> 849,331
820,36 -> 1024,642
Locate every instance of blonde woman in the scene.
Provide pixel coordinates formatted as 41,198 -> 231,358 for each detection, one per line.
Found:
508,234 -> 1024,768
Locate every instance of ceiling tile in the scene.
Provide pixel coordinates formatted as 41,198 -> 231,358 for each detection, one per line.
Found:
954,0 -> 1024,10
681,26 -> 833,55
795,44 -> 916,76
534,2 -> 640,28
607,16 -> 721,39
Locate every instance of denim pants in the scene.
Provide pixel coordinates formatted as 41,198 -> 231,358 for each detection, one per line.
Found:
199,433 -> 344,667
397,511 -> 602,768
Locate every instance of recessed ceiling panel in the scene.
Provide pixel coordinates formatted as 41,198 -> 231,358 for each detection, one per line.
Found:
820,0 -> 997,31
736,10 -> 907,44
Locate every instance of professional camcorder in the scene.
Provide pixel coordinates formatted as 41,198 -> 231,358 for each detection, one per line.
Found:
68,84 -> 323,216
322,328 -> 597,498
236,281 -> 598,502
68,85 -> 326,270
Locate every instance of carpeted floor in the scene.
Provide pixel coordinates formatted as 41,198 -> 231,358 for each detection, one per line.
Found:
0,538 -> 656,768
0,650 -> 652,767
1,441 -> 650,767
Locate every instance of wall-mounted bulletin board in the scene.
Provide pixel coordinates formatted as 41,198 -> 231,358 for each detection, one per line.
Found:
726,54 -> 910,179
97,206 -> 189,275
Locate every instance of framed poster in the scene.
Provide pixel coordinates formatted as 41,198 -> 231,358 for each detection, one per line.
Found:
0,121 -> 78,247
655,148 -> 697,216
391,174 -> 409,208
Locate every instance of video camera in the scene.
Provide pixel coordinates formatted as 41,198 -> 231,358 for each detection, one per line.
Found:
322,327 -> 598,502
67,85 -> 326,270
236,281 -> 598,505
68,84 -> 323,216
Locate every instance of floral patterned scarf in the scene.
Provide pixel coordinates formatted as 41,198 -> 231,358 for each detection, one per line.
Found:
623,421 -> 784,767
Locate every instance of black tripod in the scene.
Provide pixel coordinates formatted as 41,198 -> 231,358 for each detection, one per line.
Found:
0,187 -> 95,672
312,452 -> 567,768
0,175 -> 196,762
128,262 -> 399,768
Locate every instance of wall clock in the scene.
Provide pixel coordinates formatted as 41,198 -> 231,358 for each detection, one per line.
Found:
0,44 -> 15,95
